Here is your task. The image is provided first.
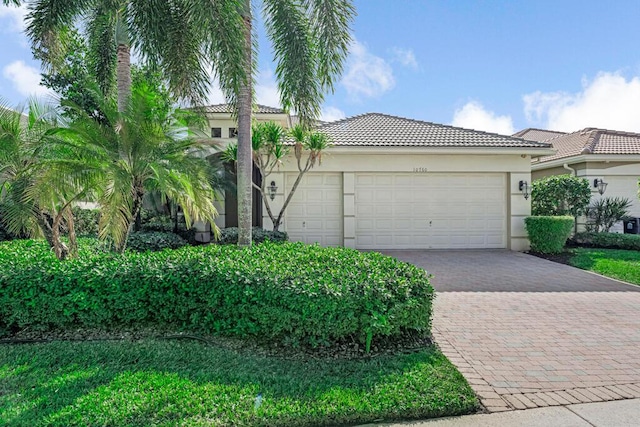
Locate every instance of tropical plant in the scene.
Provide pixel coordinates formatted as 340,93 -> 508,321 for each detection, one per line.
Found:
0,100 -> 85,259
223,122 -> 330,231
25,0 -> 235,110
49,83 -> 219,252
230,0 -> 355,246
531,175 -> 591,217
585,197 -> 632,232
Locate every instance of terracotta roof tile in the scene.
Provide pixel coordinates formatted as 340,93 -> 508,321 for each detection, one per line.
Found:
315,113 -> 552,148
512,128 -> 567,142
201,104 -> 285,114
536,128 -> 640,162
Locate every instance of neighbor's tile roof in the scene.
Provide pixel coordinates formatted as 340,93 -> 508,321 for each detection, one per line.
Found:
315,113 -> 552,148
201,104 -> 285,114
512,128 -> 567,142
536,128 -> 640,163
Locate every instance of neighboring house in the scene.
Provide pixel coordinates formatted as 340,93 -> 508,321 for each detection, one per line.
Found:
204,107 -> 553,251
522,127 -> 640,219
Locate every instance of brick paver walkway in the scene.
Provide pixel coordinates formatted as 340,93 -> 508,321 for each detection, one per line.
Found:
382,250 -> 640,413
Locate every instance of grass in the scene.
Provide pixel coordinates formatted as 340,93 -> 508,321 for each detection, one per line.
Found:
569,248 -> 640,285
0,339 -> 478,427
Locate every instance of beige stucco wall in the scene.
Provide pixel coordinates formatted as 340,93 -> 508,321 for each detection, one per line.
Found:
253,150 -> 533,251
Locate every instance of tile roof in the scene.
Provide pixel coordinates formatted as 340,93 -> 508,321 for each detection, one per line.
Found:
536,128 -> 640,163
512,128 -> 567,142
201,104 -> 285,114
314,113 -> 552,148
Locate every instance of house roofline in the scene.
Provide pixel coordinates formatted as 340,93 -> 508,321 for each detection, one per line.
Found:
532,154 -> 640,170
326,146 -> 556,156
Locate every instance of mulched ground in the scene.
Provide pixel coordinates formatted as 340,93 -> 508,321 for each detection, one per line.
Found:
527,250 -> 574,266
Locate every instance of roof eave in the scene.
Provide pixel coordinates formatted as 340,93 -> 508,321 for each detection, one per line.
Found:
532,154 -> 640,170
326,146 -> 556,156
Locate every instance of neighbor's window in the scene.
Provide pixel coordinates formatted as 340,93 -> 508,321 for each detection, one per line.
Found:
229,127 -> 238,138
211,127 -> 222,138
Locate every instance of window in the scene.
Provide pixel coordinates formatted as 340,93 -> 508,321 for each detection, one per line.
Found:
229,127 -> 238,138
211,127 -> 222,138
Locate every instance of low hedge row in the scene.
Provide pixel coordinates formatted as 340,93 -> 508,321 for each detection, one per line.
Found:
126,231 -> 188,252
524,216 -> 574,254
217,227 -> 288,244
571,232 -> 640,251
0,239 -> 434,349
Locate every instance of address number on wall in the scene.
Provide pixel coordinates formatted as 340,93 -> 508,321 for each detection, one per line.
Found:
412,167 -> 429,173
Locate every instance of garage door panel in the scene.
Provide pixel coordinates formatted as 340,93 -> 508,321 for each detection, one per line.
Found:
286,173 -> 343,246
355,173 -> 506,249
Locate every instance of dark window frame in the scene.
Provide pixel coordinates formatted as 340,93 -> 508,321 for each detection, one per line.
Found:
211,127 -> 222,138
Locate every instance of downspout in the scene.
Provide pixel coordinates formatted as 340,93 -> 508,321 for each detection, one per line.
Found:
563,163 -> 578,234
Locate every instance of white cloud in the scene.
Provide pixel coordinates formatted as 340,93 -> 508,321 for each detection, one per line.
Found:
255,69 -> 281,107
451,101 -> 515,135
523,72 -> 640,132
390,47 -> 418,70
3,60 -> 50,98
0,4 -> 27,32
205,68 -> 282,108
342,39 -> 395,99
320,106 -> 345,123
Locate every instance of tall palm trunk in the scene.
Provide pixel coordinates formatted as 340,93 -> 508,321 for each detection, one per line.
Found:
236,0 -> 253,247
116,43 -> 132,112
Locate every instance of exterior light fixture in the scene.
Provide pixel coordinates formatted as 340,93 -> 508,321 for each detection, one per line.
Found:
268,180 -> 278,201
519,180 -> 530,200
594,178 -> 608,195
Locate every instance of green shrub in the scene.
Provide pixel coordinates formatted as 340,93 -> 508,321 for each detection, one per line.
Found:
571,232 -> 640,250
217,226 -> 288,244
0,240 -> 433,348
71,207 -> 100,236
531,175 -> 591,217
524,216 -> 574,253
126,231 -> 188,252
585,197 -> 632,232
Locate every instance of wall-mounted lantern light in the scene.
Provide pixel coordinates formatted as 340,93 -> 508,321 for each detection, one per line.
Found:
519,180 -> 530,200
268,180 -> 278,200
594,178 -> 608,195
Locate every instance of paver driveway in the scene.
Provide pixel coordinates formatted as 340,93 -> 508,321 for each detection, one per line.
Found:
381,250 -> 640,413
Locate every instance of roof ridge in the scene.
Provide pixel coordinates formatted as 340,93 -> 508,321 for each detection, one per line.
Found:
321,112 -> 548,145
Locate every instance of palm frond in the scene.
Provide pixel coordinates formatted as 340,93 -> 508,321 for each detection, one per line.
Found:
263,0 -> 321,126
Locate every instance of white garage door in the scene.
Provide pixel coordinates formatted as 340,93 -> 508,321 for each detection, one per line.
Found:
355,173 -> 507,249
285,173 -> 343,246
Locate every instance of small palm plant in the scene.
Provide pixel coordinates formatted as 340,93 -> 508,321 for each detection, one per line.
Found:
0,100 -> 85,259
51,83 -> 219,252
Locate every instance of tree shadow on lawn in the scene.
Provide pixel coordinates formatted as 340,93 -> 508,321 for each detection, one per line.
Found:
0,339 -> 477,427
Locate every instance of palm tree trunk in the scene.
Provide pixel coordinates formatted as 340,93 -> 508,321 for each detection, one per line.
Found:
236,0 -> 253,247
116,43 -> 132,112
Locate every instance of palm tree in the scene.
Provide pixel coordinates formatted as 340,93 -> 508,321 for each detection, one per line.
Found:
225,0 -> 355,246
0,101 -> 84,259
26,0 -> 244,111
50,83 -> 219,252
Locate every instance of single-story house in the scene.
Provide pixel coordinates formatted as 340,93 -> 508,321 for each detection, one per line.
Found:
518,127 -> 640,220
204,107 -> 553,251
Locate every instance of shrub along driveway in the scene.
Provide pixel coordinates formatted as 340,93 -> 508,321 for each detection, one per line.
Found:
381,250 -> 640,413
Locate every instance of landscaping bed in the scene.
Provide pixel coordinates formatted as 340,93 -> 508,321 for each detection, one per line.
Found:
0,239 -> 434,351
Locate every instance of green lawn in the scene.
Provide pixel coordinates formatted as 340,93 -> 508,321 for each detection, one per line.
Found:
570,248 -> 640,285
0,339 -> 478,427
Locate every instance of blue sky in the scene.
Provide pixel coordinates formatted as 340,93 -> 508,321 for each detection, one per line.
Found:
2,0 -> 640,134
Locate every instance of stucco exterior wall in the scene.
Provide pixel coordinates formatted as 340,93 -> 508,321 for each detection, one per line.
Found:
255,151 -> 532,250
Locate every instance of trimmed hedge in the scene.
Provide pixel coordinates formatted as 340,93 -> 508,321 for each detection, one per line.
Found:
217,226 -> 288,244
525,216 -> 574,254
0,240 -> 433,349
571,232 -> 640,251
126,231 -> 188,252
